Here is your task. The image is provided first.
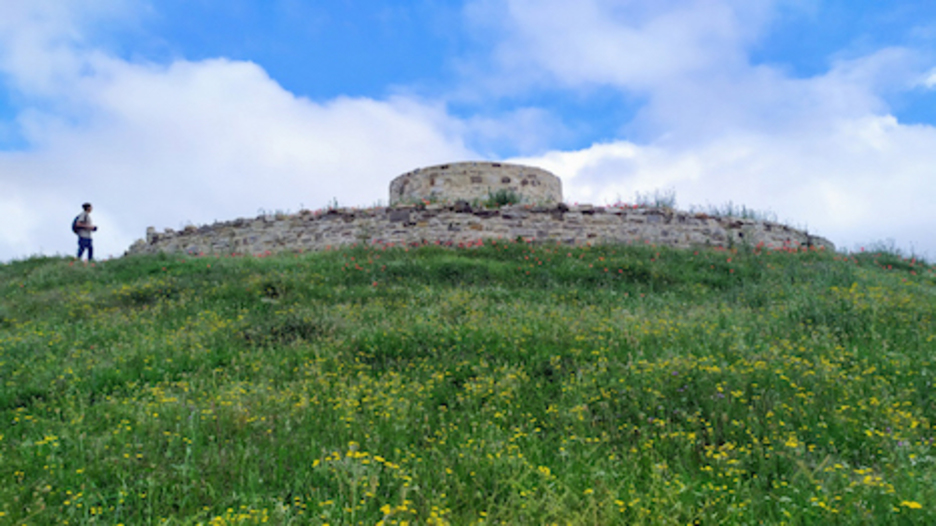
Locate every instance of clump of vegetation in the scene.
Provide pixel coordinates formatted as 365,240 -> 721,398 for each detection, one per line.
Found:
1,243 -> 934,524
689,201 -> 779,222
634,188 -> 677,209
484,188 -> 522,208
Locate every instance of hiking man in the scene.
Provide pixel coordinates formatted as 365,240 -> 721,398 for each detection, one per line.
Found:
75,202 -> 97,261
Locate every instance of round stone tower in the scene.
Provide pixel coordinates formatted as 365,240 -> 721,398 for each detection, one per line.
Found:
389,161 -> 562,206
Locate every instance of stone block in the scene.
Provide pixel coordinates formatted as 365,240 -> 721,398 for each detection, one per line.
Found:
388,209 -> 411,223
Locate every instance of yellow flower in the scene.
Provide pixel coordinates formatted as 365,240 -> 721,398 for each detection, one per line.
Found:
900,501 -> 923,510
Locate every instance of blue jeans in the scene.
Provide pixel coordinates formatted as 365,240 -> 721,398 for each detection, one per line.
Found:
77,237 -> 93,261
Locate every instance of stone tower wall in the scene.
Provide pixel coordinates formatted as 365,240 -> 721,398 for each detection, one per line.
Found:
389,161 -> 562,205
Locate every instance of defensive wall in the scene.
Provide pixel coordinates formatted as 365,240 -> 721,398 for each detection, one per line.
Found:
125,160 -> 834,256
125,203 -> 834,256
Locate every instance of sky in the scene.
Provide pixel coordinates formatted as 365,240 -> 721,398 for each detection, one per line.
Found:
1,0 -> 935,262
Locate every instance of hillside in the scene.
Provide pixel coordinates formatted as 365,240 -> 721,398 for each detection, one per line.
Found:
1,241 -> 935,524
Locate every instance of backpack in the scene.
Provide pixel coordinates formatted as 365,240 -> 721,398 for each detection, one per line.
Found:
72,215 -> 80,234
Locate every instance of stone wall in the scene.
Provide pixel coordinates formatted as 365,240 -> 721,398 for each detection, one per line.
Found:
126,204 -> 835,256
389,161 -> 562,206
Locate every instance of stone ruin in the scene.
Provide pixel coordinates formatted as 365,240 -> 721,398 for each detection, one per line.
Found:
126,160 -> 835,256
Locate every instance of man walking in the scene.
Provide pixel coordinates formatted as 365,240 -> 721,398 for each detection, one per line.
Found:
75,202 -> 97,261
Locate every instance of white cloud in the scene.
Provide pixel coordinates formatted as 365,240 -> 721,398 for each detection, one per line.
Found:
468,0 -> 922,139
466,0 -> 775,93
513,112 -> 936,257
0,0 -> 140,97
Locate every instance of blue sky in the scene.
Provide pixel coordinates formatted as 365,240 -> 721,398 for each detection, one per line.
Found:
1,0 -> 935,261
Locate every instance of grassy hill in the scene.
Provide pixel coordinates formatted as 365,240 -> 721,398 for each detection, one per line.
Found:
1,241 -> 935,524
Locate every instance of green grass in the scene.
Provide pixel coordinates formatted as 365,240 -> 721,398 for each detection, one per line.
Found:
1,241 -> 935,525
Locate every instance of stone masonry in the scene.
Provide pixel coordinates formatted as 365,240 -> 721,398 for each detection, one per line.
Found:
389,161 -> 562,206
126,204 -> 834,257
126,161 -> 834,257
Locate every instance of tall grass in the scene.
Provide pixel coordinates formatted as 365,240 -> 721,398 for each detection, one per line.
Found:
1,241 -> 934,524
